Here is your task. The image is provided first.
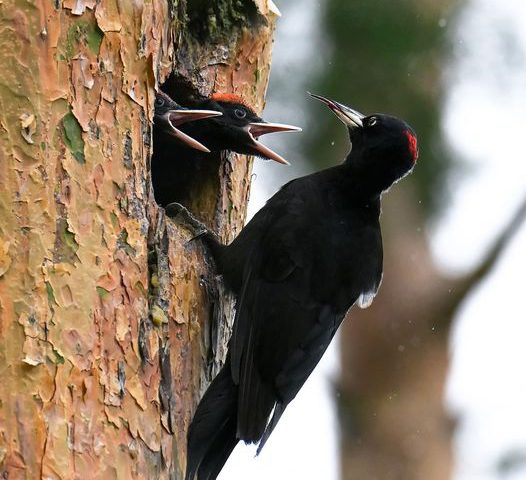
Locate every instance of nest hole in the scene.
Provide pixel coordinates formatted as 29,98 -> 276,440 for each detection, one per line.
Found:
151,75 -> 223,226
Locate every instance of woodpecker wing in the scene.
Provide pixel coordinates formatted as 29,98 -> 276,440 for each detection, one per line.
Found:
228,170 -> 383,447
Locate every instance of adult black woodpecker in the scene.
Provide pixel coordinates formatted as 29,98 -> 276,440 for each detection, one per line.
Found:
151,93 -> 301,206
177,93 -> 418,480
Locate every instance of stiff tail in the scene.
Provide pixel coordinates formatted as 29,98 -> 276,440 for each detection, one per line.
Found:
185,361 -> 238,480
256,401 -> 285,455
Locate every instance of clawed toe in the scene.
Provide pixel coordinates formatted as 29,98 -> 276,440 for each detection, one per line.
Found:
165,202 -> 210,240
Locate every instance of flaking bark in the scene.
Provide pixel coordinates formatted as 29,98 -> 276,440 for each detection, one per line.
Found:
0,1 -> 277,478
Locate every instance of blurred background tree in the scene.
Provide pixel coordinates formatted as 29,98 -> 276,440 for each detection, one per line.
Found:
310,0 -> 457,215
302,1 -> 526,479
309,1 -> 462,478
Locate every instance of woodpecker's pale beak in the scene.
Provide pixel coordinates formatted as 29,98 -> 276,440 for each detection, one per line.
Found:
308,93 -> 364,129
164,109 -> 222,153
246,122 -> 302,165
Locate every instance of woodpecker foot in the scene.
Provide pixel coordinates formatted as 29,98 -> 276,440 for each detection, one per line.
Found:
165,202 -> 211,240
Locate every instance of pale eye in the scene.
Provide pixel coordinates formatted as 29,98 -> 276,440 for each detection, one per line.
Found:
234,108 -> 247,119
368,117 -> 377,127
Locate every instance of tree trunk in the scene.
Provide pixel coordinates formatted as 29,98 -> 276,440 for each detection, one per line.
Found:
339,187 -> 454,480
339,185 -> 526,480
0,1 -> 277,478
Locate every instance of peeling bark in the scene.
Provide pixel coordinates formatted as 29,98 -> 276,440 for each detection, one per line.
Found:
0,1 -> 277,478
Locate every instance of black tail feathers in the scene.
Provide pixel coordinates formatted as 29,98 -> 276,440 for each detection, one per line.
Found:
256,401 -> 285,455
185,362 -> 239,480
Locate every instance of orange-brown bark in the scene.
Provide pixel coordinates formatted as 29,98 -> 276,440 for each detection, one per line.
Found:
0,1 -> 277,478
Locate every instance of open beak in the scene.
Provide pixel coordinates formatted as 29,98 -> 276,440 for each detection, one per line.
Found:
246,122 -> 302,165
308,93 -> 364,129
164,109 -> 222,153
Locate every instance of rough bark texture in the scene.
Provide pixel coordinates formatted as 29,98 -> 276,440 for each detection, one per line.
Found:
0,1 -> 277,478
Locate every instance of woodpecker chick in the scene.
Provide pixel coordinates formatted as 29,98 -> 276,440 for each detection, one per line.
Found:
177,93 -> 302,165
153,91 -> 222,152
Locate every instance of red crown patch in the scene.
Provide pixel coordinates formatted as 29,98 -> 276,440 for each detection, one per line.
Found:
211,92 -> 251,108
404,130 -> 418,163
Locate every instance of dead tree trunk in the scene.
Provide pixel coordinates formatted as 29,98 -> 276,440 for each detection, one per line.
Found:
0,1 -> 277,478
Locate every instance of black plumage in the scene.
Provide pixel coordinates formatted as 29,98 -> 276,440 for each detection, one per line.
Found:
152,93 -> 300,207
181,93 -> 418,480
153,91 -> 222,153
177,93 -> 301,165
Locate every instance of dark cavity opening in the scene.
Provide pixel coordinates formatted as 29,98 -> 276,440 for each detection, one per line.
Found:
151,75 -> 223,225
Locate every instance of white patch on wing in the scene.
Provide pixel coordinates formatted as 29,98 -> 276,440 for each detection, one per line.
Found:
357,290 -> 377,309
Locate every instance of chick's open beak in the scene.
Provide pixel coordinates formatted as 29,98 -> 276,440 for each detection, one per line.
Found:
246,122 -> 302,165
164,109 -> 222,153
308,92 -> 364,129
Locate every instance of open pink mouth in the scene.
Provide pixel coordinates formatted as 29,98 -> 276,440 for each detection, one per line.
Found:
165,109 -> 222,152
246,122 -> 302,165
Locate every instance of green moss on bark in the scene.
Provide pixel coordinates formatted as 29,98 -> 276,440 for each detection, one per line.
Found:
186,0 -> 264,42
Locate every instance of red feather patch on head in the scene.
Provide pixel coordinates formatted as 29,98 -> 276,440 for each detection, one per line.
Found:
211,92 -> 252,109
404,130 -> 418,163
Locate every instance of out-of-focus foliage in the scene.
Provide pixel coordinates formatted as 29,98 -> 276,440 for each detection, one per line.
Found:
308,0 -> 460,217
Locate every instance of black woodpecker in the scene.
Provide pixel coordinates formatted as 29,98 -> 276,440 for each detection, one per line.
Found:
176,93 -> 418,480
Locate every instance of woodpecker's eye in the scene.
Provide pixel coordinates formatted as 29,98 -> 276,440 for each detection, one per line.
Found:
234,108 -> 247,119
368,117 -> 377,127
155,96 -> 165,107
